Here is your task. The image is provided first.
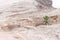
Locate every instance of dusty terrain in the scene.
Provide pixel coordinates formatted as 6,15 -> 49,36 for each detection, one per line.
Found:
0,0 -> 60,40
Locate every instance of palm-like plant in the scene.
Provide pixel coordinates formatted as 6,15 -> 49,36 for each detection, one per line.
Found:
43,16 -> 49,24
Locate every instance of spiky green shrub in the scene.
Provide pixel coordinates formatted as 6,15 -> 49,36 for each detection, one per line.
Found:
43,16 -> 49,24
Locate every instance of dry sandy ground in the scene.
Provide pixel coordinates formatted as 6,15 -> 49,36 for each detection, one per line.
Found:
0,0 -> 60,40
0,24 -> 60,40
0,8 -> 59,40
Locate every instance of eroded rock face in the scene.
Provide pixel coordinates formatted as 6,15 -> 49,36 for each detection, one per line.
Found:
0,0 -> 54,31
4,0 -> 53,12
36,0 -> 52,8
0,0 -> 54,20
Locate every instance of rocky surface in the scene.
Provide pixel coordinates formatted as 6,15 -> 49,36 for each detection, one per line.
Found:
0,0 -> 60,40
0,24 -> 60,40
36,0 -> 52,8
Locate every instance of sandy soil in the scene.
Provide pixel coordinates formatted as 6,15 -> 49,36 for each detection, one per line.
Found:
0,0 -> 60,40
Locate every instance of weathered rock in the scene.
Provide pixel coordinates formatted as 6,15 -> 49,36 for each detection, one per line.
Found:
36,0 -> 52,8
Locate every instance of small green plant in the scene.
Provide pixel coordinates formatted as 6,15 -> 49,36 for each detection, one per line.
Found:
43,16 -> 49,25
